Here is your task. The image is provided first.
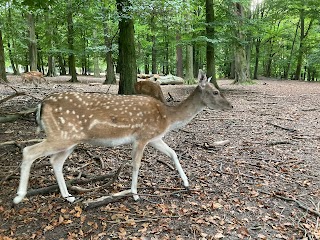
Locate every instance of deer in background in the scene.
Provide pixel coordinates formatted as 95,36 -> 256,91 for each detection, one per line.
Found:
134,80 -> 166,103
21,71 -> 47,86
13,70 -> 232,204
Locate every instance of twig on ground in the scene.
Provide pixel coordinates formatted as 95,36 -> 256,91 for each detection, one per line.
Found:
258,190 -> 320,217
26,165 -> 124,198
0,138 -> 42,147
0,91 -> 26,104
157,159 -> 174,170
0,107 -> 37,123
267,122 -> 297,132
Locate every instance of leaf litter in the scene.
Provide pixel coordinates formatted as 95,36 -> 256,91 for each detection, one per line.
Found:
0,76 -> 319,239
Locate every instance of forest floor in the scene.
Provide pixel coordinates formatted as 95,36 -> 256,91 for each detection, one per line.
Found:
0,75 -> 319,240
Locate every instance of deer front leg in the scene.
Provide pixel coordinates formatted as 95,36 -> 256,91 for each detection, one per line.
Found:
50,149 -> 75,203
112,141 -> 146,201
14,142 -> 50,204
150,139 -> 189,188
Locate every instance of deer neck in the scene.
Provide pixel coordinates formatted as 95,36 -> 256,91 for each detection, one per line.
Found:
167,86 -> 205,130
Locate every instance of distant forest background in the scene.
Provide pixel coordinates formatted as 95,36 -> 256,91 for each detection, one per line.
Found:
0,0 -> 319,87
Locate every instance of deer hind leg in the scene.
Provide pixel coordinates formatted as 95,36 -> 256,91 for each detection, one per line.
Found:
50,148 -> 75,203
112,141 -> 146,201
13,140 -> 75,204
150,139 -> 189,188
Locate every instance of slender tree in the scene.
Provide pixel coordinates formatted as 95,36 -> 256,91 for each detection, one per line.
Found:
176,34 -> 183,77
100,0 -> 116,84
294,9 -> 314,80
0,29 -> 8,82
117,0 -> 137,94
66,0 -> 78,82
27,12 -> 37,71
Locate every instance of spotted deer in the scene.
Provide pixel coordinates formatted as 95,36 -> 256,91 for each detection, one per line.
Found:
134,80 -> 166,103
21,71 -> 47,86
13,71 -> 232,204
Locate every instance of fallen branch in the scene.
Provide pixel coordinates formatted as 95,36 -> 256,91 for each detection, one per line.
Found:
0,107 -> 37,123
84,195 -> 127,209
213,140 -> 230,146
266,140 -> 292,146
0,138 -> 42,147
258,190 -> 320,217
26,165 -> 123,198
157,159 -> 174,170
0,91 -> 26,104
267,122 -> 297,132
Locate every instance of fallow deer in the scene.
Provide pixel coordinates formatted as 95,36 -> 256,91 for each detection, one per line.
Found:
134,80 -> 166,103
13,70 -> 232,204
21,71 -> 47,86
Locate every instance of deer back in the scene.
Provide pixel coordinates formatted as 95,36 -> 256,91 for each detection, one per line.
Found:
40,92 -> 170,144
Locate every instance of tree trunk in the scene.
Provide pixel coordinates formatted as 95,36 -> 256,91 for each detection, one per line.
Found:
101,1 -> 116,84
193,44 -> 200,78
7,41 -> 18,75
0,30 -> 8,82
93,29 -> 100,77
233,2 -> 250,84
284,20 -> 299,79
58,54 -> 67,75
176,34 -> 183,78
151,16 -> 157,74
185,45 -> 194,83
67,0 -> 78,82
206,0 -> 219,89
6,5 -> 18,75
294,11 -> 304,80
294,10 -> 313,80
253,38 -> 260,79
144,52 -> 150,74
117,0 -> 137,95
27,13 -> 37,71
164,36 -> 169,75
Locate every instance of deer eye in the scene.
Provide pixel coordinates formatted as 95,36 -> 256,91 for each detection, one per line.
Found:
212,91 -> 219,95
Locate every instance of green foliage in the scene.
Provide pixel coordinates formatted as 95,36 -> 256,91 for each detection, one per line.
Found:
0,0 -> 319,80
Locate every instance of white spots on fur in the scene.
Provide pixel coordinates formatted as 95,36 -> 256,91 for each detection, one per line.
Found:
59,117 -> 65,124
42,92 -> 169,143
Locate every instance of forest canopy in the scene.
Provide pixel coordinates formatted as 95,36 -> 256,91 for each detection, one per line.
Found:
0,0 -> 319,85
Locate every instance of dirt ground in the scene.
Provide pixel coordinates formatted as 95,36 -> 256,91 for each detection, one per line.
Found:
0,75 -> 319,240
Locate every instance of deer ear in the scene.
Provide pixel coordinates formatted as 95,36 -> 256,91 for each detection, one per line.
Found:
198,70 -> 208,88
207,77 -> 212,83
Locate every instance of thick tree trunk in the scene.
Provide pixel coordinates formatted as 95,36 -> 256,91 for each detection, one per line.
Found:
176,34 -> 183,78
27,13 -> 37,71
206,0 -> 219,89
58,54 -> 67,75
67,0 -> 78,82
0,30 -> 8,82
117,0 -> 137,94
193,44 -> 200,78
233,2 -> 250,84
47,55 -> 55,77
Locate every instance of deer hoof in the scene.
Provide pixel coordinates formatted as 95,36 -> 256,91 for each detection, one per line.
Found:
65,196 -> 76,203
